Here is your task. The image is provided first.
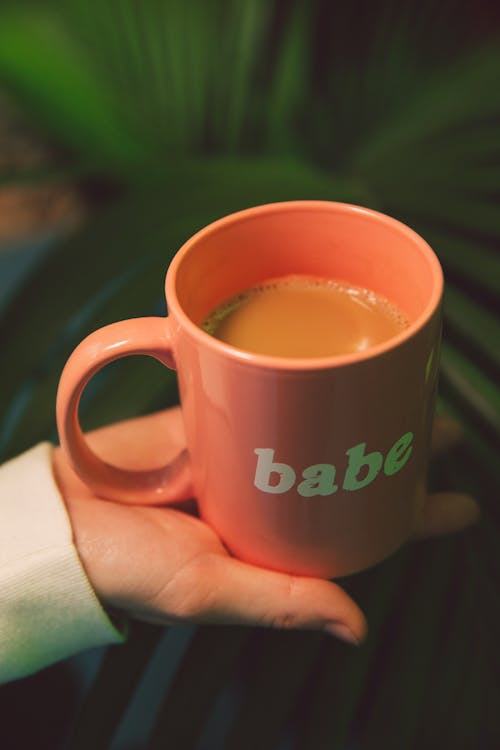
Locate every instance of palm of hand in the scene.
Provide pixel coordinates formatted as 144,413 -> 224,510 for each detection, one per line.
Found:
53,407 -> 479,645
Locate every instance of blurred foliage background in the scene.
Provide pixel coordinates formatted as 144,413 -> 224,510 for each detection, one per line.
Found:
0,0 -> 499,748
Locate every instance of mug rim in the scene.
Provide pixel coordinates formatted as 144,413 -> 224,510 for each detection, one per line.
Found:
165,200 -> 443,371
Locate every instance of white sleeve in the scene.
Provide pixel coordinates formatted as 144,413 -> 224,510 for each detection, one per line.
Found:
0,443 -> 125,684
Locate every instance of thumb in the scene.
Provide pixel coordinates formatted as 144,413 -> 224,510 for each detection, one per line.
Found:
161,553 -> 368,645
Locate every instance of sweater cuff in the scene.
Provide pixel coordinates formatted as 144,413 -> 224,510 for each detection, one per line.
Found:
0,443 -> 125,684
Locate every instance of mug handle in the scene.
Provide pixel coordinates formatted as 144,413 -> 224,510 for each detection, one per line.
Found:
56,317 -> 192,504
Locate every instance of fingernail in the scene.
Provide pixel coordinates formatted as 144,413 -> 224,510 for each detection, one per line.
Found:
324,622 -> 360,645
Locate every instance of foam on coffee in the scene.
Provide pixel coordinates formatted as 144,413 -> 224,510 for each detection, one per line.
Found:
202,275 -> 409,358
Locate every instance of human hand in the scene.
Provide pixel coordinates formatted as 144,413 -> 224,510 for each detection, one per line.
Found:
52,408 -> 479,646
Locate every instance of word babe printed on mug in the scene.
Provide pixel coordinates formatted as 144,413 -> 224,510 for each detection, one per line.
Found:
254,432 -> 414,497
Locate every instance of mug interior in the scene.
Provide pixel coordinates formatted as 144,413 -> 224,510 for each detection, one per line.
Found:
169,202 -> 442,338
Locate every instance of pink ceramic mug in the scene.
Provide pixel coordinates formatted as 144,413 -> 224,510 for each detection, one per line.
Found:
57,201 -> 443,578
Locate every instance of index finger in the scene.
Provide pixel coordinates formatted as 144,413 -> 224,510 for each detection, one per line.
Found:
160,552 -> 368,646
431,413 -> 464,457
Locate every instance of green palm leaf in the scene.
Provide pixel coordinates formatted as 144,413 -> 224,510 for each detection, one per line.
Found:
0,7 -> 146,172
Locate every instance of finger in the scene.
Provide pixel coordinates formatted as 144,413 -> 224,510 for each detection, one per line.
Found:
164,554 -> 368,645
431,414 -> 464,457
56,406 -> 194,505
85,407 -> 187,470
54,438 -> 193,506
413,492 -> 481,538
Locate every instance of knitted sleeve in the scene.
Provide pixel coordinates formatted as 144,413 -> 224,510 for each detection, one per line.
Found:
0,443 -> 125,684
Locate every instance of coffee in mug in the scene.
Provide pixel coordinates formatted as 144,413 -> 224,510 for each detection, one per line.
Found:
202,275 -> 409,358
